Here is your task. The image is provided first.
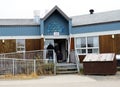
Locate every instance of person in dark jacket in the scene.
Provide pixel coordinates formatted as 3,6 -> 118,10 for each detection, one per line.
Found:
47,43 -> 54,59
54,43 -> 59,53
57,50 -> 63,63
47,43 -> 54,49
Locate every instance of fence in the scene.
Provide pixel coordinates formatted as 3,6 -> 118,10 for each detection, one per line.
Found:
0,50 -> 44,59
0,50 -> 56,76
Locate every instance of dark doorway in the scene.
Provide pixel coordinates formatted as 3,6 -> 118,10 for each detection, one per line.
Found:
54,39 -> 68,62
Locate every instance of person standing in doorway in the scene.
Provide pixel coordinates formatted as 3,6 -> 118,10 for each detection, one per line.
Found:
54,43 -> 59,53
57,50 -> 63,63
47,43 -> 54,59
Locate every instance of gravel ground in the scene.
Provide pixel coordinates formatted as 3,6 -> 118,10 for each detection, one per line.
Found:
0,72 -> 120,87
86,71 -> 120,81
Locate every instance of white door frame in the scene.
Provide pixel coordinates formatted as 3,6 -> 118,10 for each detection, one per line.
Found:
44,36 -> 70,62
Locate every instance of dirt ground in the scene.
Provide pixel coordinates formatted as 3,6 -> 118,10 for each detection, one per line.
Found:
0,72 -> 120,87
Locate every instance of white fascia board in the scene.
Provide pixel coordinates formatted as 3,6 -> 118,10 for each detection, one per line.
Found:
44,35 -> 69,39
71,30 -> 120,37
0,36 -> 41,39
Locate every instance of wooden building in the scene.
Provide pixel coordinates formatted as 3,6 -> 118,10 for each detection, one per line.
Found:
0,6 -> 120,63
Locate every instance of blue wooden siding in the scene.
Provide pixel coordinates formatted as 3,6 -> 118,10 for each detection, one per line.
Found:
44,10 -> 69,35
0,26 -> 40,36
71,22 -> 120,34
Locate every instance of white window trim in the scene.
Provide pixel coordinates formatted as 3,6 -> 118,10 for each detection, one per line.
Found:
75,36 -> 99,55
16,39 -> 26,52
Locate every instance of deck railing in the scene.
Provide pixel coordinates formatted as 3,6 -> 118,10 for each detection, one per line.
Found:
75,51 -> 80,73
69,50 -> 80,73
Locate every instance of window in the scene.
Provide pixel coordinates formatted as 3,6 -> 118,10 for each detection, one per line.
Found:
16,39 -> 25,52
75,36 -> 99,55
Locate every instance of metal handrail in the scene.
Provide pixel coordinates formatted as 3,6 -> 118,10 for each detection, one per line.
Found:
75,51 -> 80,73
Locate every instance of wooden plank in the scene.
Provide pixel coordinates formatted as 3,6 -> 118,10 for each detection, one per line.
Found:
26,39 -> 41,51
99,35 -> 114,53
115,34 -> 120,54
70,38 -> 75,51
99,34 -> 120,54
0,39 -> 16,53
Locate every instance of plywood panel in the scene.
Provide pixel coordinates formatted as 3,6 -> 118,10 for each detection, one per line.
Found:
99,34 -> 120,54
70,38 -> 74,51
40,38 -> 44,50
114,34 -> 120,54
26,39 -> 33,51
0,39 -> 16,53
26,39 -> 41,51
99,35 -> 114,53
34,39 -> 41,50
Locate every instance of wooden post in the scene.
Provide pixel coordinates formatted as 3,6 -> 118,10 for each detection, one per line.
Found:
34,59 -> 36,73
40,38 -> 44,50
13,59 -> 15,75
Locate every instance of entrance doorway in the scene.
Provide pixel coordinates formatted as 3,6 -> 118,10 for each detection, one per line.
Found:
45,39 -> 68,62
54,39 -> 68,62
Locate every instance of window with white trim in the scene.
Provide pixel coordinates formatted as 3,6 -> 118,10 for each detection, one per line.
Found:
16,39 -> 25,52
75,36 -> 99,55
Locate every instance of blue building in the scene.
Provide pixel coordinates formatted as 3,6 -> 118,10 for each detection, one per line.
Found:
0,6 -> 120,62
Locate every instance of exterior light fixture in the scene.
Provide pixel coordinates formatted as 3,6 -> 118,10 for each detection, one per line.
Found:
112,34 -> 114,39
2,39 -> 5,43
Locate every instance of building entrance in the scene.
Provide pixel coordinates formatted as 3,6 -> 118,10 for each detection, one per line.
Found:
45,39 -> 68,63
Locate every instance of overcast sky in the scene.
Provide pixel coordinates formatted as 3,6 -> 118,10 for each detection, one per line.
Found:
0,0 -> 120,19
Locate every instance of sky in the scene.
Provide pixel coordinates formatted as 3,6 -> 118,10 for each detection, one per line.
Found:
0,0 -> 120,19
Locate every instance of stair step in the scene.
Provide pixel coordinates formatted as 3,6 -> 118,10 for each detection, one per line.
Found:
57,67 -> 77,70
56,63 -> 76,67
56,70 -> 78,74
55,63 -> 78,74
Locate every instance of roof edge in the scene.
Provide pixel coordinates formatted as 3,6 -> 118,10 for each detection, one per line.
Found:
42,6 -> 70,21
